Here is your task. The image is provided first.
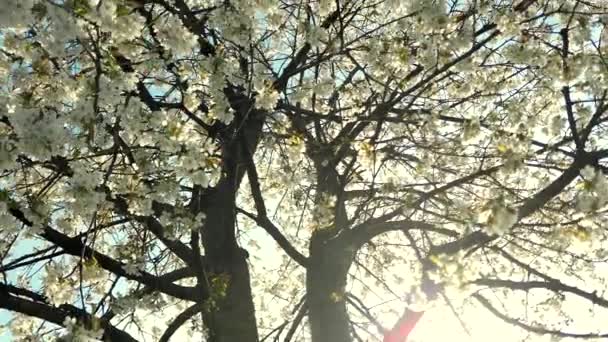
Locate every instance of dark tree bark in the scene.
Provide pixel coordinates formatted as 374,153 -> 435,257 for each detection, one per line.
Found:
307,232 -> 354,342
196,91 -> 264,342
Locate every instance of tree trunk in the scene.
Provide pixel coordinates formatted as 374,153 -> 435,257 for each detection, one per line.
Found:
199,178 -> 259,342
199,98 -> 263,342
204,249 -> 259,342
307,234 -> 353,342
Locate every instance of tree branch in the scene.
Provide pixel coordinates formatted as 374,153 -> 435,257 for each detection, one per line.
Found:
471,278 -> 608,308
474,293 -> 608,339
431,152 -> 592,257
159,303 -> 204,342
241,144 -> 309,267
8,207 -> 197,301
102,187 -> 197,267
347,219 -> 459,249
0,284 -> 139,342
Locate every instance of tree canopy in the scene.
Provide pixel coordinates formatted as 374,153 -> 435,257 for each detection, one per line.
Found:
1,0 -> 608,341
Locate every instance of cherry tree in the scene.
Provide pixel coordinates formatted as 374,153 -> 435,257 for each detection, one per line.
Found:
1,0 -> 608,341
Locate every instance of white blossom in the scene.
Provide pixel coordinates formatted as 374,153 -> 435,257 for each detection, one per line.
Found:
43,263 -> 73,306
62,317 -> 104,342
479,204 -> 518,236
255,83 -> 279,111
